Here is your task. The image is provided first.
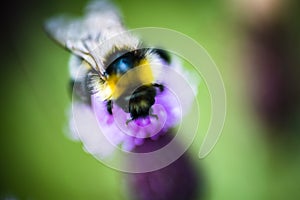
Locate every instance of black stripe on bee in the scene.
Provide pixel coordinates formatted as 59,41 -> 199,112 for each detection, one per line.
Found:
104,48 -> 170,76
151,48 -> 171,64
105,49 -> 148,75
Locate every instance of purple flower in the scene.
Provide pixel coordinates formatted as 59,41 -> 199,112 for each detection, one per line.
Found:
91,86 -> 181,151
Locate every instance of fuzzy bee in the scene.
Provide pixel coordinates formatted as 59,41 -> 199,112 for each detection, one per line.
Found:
45,1 -> 198,153
45,1 -> 173,124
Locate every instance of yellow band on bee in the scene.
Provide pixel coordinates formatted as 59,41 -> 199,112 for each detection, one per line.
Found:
106,59 -> 154,99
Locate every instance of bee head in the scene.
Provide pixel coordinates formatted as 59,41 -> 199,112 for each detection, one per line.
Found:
114,83 -> 163,123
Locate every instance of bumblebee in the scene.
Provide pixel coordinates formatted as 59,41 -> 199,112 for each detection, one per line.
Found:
45,1 -> 170,123
86,48 -> 169,123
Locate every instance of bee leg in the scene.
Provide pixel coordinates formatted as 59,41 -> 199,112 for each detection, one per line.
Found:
152,83 -> 164,92
126,118 -> 133,125
106,100 -> 113,115
149,108 -> 159,120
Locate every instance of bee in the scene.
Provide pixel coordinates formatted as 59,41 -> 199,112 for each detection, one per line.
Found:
45,1 -> 171,123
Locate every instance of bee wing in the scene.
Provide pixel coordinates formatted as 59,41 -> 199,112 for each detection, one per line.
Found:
45,0 -> 124,74
45,0 -> 122,44
45,16 -> 84,49
45,16 -> 99,72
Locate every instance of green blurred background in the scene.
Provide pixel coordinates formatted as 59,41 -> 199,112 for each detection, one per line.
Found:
2,0 -> 300,199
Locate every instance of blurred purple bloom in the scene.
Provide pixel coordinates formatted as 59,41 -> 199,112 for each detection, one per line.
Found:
125,134 -> 203,200
245,22 -> 298,129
